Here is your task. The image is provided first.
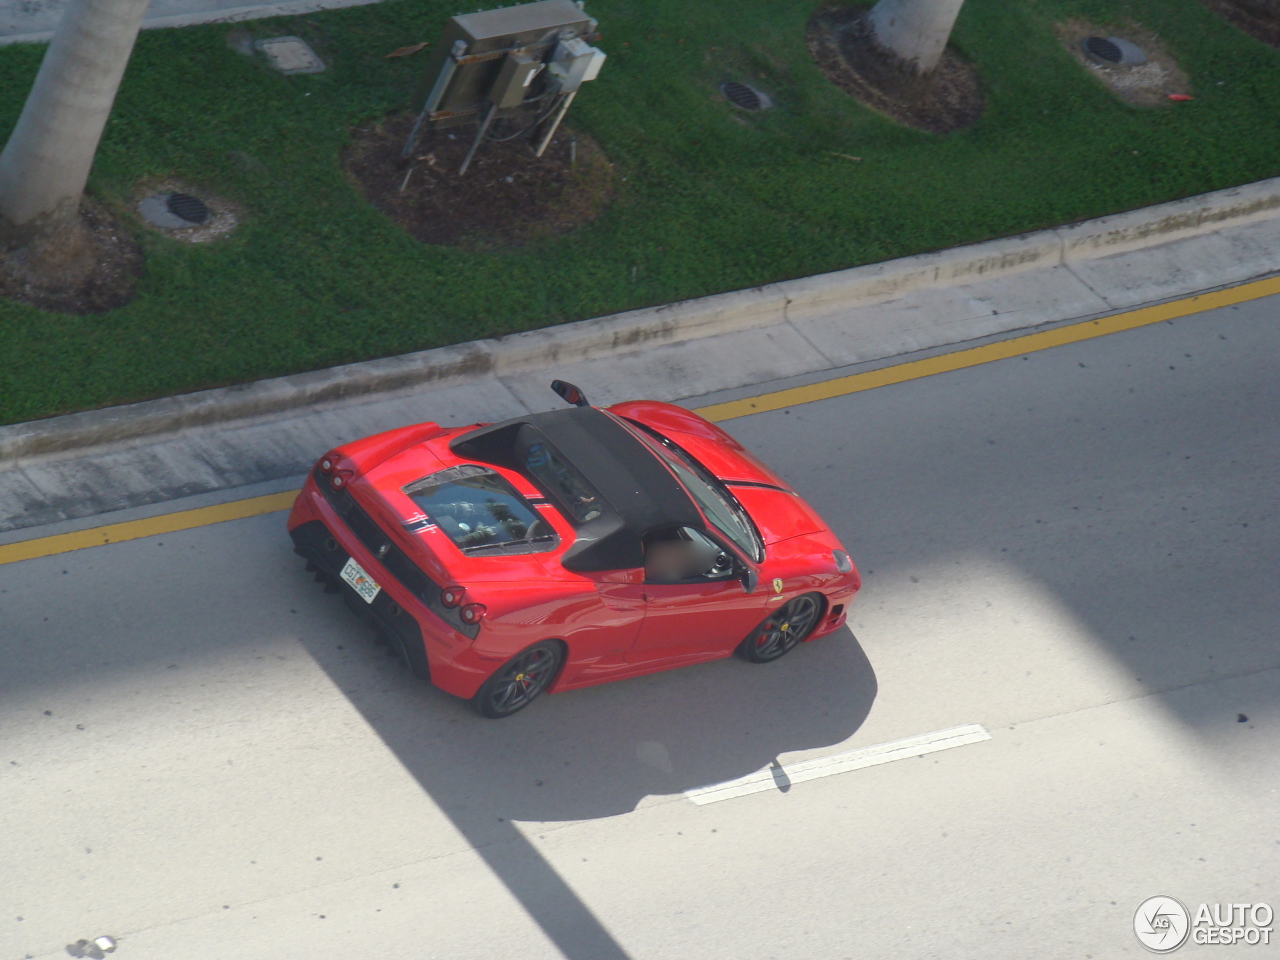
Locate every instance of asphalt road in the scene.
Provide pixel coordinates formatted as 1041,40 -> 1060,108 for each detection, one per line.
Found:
2,296 -> 1277,960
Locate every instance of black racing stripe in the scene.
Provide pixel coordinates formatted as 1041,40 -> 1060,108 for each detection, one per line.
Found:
313,466 -> 478,640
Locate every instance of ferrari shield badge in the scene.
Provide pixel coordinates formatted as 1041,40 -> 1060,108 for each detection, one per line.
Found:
771,578 -> 784,594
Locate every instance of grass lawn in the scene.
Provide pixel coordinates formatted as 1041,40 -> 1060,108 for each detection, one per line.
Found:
1,0 -> 1278,425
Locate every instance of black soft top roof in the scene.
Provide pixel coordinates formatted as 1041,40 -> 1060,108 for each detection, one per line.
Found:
449,407 -> 701,571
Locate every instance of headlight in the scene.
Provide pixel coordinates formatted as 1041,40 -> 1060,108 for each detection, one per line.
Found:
833,550 -> 852,573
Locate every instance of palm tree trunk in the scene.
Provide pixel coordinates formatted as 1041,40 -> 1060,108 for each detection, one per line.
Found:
0,0 -> 150,283
867,0 -> 966,75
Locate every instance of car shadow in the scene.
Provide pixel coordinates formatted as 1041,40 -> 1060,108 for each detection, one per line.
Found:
293,578 -> 877,958
717,306 -> 1280,743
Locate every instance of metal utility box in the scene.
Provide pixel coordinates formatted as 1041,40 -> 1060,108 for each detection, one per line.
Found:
417,0 -> 595,125
547,36 -> 607,92
401,0 -> 606,172
490,51 -> 545,109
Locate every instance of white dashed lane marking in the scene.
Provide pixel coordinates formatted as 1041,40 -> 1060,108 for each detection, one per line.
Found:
684,724 -> 992,805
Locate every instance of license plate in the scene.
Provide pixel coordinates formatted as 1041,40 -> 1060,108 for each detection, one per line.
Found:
339,556 -> 381,604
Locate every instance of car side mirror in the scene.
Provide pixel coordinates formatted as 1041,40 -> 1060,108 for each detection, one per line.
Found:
738,564 -> 758,594
551,379 -> 590,407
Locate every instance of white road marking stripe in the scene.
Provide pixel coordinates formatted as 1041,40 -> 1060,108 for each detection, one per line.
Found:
683,724 -> 992,805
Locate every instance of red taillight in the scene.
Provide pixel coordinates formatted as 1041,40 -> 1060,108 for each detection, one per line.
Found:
331,475 -> 344,488
319,457 -> 334,473
441,585 -> 465,608
460,603 -> 486,625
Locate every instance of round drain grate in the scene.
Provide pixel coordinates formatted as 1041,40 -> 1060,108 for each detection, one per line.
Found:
166,192 -> 210,224
1082,36 -> 1122,64
721,81 -> 766,111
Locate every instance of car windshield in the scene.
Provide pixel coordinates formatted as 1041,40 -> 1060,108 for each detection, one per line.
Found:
401,465 -> 558,555
623,421 -> 764,562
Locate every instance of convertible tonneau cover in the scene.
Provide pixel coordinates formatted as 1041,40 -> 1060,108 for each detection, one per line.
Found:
450,407 -> 702,571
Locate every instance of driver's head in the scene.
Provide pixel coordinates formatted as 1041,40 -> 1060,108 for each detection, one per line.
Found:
644,539 -> 695,582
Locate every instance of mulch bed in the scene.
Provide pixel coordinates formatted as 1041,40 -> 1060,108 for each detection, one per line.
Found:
344,112 -> 615,248
805,1 -> 983,134
1200,0 -> 1280,47
0,200 -> 141,314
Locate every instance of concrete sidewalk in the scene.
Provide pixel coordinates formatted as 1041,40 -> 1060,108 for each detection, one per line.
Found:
2,180 -> 1278,539
0,0 -> 382,45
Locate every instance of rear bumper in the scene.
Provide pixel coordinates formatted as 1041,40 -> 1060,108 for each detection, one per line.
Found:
287,482 -> 502,700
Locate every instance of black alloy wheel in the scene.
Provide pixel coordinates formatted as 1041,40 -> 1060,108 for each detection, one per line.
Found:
738,593 -> 824,663
471,641 -> 564,718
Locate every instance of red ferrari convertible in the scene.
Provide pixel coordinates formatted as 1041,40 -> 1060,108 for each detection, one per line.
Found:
288,381 -> 860,717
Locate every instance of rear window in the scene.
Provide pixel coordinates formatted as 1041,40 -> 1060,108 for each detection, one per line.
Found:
522,439 -> 605,523
402,465 -> 558,555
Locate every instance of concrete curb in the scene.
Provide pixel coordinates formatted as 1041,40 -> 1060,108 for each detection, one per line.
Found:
3,176 -> 1278,464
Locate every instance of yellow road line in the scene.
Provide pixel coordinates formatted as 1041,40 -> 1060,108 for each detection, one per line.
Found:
693,275 -> 1280,422
2,274 -> 1276,566
0,490 -> 298,566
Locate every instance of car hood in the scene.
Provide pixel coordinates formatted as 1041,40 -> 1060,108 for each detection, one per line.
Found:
727,485 -> 828,545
